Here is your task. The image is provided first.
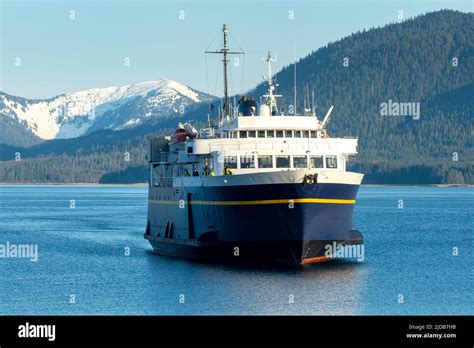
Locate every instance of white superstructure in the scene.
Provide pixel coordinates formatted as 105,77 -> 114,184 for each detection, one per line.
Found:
150,50 -> 359,186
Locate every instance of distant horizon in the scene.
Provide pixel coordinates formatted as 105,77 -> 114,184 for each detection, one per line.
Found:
1,0 -> 472,99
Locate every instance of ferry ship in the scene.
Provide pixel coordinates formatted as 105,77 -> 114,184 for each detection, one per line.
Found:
144,25 -> 364,265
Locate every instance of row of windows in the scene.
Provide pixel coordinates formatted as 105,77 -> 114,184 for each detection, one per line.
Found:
225,130 -> 320,139
224,155 -> 338,169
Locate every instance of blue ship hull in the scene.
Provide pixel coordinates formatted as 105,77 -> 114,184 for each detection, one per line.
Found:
145,174 -> 363,265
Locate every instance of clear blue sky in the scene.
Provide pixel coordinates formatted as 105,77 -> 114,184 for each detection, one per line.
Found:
1,0 -> 472,99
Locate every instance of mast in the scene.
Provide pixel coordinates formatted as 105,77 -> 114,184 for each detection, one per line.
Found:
222,25 -> 229,118
262,51 -> 282,115
206,24 -> 244,120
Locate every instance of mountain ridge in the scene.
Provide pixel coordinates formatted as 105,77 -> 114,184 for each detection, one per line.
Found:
0,79 -> 214,145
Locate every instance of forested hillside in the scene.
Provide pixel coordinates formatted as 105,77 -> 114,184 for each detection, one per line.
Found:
250,10 -> 473,183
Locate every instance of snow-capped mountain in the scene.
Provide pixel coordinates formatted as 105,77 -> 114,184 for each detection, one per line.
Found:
0,79 -> 213,145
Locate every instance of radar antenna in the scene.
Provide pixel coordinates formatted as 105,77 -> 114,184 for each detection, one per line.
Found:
262,51 -> 282,115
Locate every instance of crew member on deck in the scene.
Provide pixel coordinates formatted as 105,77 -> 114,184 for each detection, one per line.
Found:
224,165 -> 233,175
184,168 -> 191,176
193,169 -> 199,176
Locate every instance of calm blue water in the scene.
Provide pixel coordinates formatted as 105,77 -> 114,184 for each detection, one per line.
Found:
0,185 -> 472,315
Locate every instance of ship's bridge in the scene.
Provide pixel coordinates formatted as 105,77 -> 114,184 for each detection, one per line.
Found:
221,115 -> 322,131
219,114 -> 330,140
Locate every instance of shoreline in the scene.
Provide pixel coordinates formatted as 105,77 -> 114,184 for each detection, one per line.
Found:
0,183 -> 472,188
0,182 -> 148,186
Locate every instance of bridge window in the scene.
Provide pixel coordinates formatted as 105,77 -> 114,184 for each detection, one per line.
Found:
224,156 -> 238,169
240,155 -> 255,168
276,130 -> 284,138
248,130 -> 256,138
295,130 -> 301,138
276,155 -> 290,168
310,131 -> 317,138
293,156 -> 307,168
239,131 -> 247,138
303,131 -> 309,138
326,156 -> 338,169
310,156 -> 324,168
258,155 -> 273,168
285,130 -> 293,138
267,130 -> 275,138
258,130 -> 266,138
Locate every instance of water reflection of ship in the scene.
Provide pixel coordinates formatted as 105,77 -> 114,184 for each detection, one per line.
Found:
144,24 -> 364,266
144,253 -> 367,314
